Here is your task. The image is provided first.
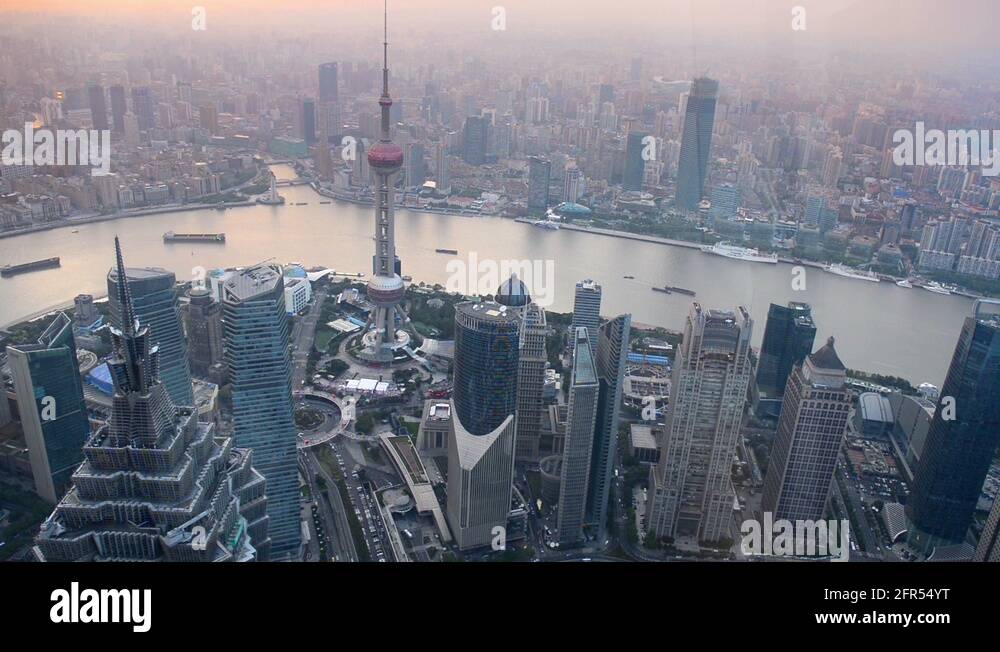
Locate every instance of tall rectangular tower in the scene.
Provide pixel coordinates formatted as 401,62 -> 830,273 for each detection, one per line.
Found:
557,328 -> 600,546
223,264 -> 300,559
907,300 -> 1000,554
586,313 -> 631,533
675,77 -> 718,211
647,304 -> 753,544
760,337 -> 851,522
571,279 -> 602,346
7,313 -> 90,504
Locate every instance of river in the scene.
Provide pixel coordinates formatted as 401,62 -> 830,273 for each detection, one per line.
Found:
0,166 -> 972,386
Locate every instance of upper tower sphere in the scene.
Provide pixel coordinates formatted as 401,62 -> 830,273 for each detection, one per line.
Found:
368,141 -> 404,170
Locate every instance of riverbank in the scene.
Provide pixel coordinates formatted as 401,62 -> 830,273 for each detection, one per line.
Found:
0,200 -> 256,240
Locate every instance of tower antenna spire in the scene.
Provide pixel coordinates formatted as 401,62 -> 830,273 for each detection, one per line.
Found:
113,236 -> 137,334
382,0 -> 389,97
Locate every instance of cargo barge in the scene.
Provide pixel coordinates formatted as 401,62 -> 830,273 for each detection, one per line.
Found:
163,231 -> 226,243
2,257 -> 61,277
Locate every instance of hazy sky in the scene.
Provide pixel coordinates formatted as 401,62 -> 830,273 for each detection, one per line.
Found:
4,0 -> 998,61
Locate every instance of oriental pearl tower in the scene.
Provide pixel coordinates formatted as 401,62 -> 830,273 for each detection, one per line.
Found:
361,2 -> 410,362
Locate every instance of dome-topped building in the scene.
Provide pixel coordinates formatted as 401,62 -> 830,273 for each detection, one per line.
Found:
495,273 -> 531,307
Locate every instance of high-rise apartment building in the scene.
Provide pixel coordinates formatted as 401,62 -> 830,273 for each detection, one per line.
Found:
675,77 -> 718,211
87,83 -> 108,131
463,115 -> 488,165
7,313 -> 90,503
760,337 -> 851,522
647,304 -> 753,543
223,264 -> 300,559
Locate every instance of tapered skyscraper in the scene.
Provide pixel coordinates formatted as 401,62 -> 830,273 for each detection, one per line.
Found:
907,299 -> 1000,555
361,3 -> 410,362
35,238 -> 269,561
675,77 -> 718,211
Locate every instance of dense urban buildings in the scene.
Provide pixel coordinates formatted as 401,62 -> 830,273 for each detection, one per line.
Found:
222,264 -> 299,560
760,337 -> 851,523
906,299 -> 1000,555
33,240 -> 269,562
183,286 -> 225,380
647,304 -> 753,543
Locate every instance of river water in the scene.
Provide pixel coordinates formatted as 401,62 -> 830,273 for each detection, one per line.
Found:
0,166 -> 971,386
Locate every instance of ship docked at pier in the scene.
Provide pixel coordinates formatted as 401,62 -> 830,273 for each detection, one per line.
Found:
699,242 -> 778,264
163,231 -> 226,243
822,263 -> 880,282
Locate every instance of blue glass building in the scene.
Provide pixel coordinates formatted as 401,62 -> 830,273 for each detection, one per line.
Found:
906,300 -> 1000,554
108,265 -> 194,406
675,77 -> 718,211
222,264 -> 300,560
8,313 -> 90,504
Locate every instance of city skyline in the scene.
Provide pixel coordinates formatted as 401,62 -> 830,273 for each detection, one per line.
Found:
1,0 -> 999,576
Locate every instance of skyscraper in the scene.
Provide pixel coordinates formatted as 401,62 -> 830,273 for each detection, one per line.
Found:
109,84 -> 126,131
435,140 -> 450,192
586,313 -> 631,533
527,156 -> 552,212
361,9 -> 410,362
557,328 -> 600,546
223,264 -> 300,559
675,77 -> 719,211
463,115 -> 488,165
87,83 -> 108,131
7,313 -> 90,503
571,279 -> 602,345
319,62 -> 339,103
760,337 -> 851,523
755,302 -> 817,418
495,276 -> 547,462
906,299 -> 1000,554
130,86 -> 155,131
647,304 -> 753,543
975,491 -> 1000,562
297,98 -> 317,144
184,287 -> 225,379
34,239 -> 269,561
108,266 -> 194,406
623,131 -> 647,191
447,300 -> 520,550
